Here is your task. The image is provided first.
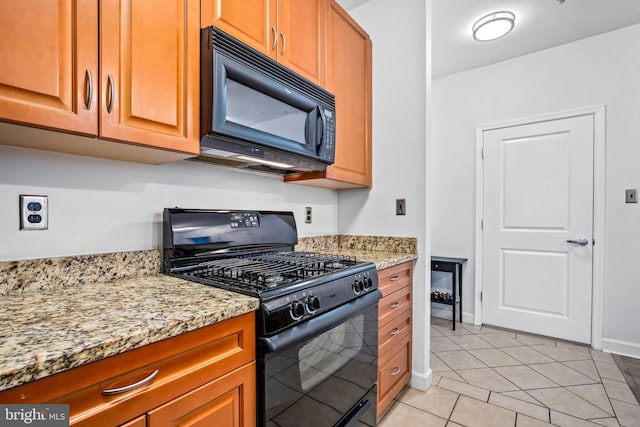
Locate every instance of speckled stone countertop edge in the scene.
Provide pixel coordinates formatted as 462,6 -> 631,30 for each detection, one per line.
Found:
0,275 -> 259,392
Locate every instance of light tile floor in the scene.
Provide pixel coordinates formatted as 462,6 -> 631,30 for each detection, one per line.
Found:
379,317 -> 640,427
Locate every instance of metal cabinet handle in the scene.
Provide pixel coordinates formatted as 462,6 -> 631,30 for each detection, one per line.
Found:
566,238 -> 589,246
389,327 -> 400,336
106,74 -> 115,114
390,367 -> 401,376
84,69 -> 93,110
280,32 -> 286,55
271,27 -> 277,50
101,370 -> 159,396
389,302 -> 400,309
389,276 -> 400,282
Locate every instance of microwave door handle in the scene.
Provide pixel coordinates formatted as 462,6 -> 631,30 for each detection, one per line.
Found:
316,106 -> 326,153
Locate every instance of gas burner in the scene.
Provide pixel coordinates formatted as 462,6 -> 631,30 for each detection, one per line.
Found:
185,250 -> 360,295
264,274 -> 287,287
325,261 -> 345,269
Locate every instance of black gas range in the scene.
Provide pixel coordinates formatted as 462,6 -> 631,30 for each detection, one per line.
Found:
162,209 -> 380,426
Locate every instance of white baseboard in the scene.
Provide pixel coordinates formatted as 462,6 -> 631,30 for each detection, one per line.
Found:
409,368 -> 432,391
431,304 -> 474,324
602,338 -> 640,359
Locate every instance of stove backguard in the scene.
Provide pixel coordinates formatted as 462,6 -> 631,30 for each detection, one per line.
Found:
163,209 -> 298,272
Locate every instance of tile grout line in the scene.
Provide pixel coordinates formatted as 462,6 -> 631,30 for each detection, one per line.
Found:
590,349 -> 630,420
526,362 -> 601,388
447,392 -> 462,425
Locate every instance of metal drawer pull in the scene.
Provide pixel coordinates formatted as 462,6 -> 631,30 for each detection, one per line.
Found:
101,369 -> 159,396
390,367 -> 401,376
389,327 -> 400,336
566,238 -> 589,246
84,69 -> 93,110
389,302 -> 400,309
106,74 -> 115,113
389,276 -> 400,281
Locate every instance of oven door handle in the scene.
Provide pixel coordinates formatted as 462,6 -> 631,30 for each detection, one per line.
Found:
258,290 -> 382,354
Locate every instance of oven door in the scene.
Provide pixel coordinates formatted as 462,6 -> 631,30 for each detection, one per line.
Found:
258,290 -> 381,427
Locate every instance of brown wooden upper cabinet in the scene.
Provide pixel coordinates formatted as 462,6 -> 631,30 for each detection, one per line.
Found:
0,0 -> 200,160
285,0 -> 373,188
201,0 -> 325,85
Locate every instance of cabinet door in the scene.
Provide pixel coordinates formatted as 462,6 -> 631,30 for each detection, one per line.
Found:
147,363 -> 256,427
277,0 -> 324,85
325,0 -> 372,186
202,0 -> 277,59
100,0 -> 199,154
0,0 -> 98,135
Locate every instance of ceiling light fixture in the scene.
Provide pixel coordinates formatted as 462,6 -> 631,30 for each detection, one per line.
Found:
472,11 -> 516,41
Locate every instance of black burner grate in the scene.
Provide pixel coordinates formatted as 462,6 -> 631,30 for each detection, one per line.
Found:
189,251 -> 357,293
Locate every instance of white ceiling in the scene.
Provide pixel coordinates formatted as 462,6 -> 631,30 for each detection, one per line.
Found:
338,0 -> 640,78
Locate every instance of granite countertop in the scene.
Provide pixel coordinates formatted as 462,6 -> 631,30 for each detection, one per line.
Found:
0,273 -> 259,392
296,235 -> 418,270
333,249 -> 417,270
0,235 -> 416,393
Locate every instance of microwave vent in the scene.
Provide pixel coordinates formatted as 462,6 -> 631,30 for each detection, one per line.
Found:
209,27 -> 334,108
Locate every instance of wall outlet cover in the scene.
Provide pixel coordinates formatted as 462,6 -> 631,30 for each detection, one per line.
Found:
396,198 -> 406,215
20,195 -> 48,230
305,206 -> 312,223
626,189 -> 637,204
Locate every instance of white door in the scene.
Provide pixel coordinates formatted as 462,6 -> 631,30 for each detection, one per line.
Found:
482,115 -> 594,343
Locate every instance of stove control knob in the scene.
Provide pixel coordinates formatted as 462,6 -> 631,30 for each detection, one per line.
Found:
306,296 -> 320,313
353,280 -> 364,294
364,277 -> 373,290
290,301 -> 306,320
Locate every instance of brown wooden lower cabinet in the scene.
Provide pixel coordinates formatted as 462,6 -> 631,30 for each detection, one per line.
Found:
0,312 -> 256,427
147,362 -> 255,426
376,261 -> 413,420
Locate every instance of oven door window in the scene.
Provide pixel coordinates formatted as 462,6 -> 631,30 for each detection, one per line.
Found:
264,308 -> 378,426
298,316 -> 365,391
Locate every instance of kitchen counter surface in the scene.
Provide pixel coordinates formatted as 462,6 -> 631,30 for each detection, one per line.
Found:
0,274 -> 259,392
296,235 -> 418,270
337,249 -> 417,270
0,236 -> 415,393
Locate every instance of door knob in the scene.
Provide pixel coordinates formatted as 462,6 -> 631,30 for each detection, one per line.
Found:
566,238 -> 589,246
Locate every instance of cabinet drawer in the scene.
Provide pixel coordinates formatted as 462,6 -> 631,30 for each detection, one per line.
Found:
379,308 -> 411,351
0,312 -> 255,427
378,285 -> 411,326
147,362 -> 256,427
378,262 -> 413,296
377,334 -> 411,418
431,260 -> 456,273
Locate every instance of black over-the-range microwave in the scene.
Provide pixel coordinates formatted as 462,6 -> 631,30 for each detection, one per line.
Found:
197,26 -> 336,175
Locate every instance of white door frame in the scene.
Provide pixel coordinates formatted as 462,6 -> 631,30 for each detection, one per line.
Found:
474,105 -> 606,349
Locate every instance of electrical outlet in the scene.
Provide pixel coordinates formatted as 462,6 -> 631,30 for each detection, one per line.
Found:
20,195 -> 48,230
626,189 -> 637,204
305,207 -> 312,223
396,198 -> 406,216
